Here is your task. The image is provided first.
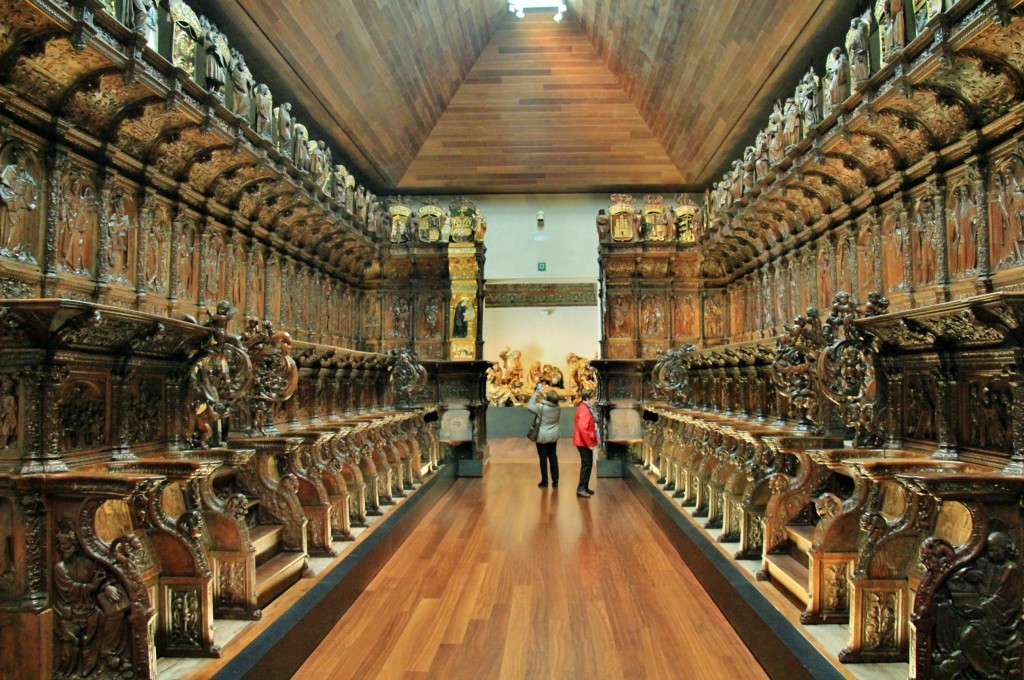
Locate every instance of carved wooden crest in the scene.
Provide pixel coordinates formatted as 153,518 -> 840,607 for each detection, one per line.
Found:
609,194 -> 636,242
416,199 -> 444,243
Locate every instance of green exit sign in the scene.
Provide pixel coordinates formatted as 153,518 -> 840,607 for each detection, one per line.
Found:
537,262 -> 546,271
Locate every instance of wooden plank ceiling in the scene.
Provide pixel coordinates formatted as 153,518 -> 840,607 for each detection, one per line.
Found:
208,0 -> 851,194
399,12 -> 684,194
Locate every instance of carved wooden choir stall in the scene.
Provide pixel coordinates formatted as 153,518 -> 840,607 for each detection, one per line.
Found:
595,1 -> 1024,678
0,1 -> 489,678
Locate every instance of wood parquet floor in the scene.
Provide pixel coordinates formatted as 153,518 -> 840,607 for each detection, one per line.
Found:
295,440 -> 768,680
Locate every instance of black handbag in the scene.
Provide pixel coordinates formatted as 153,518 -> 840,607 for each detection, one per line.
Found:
526,414 -> 541,442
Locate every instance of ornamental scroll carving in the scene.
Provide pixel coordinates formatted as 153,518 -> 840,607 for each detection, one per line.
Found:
238,316 -> 298,436
652,345 -> 696,406
773,305 -> 826,430
817,292 -> 886,446
387,348 -> 427,407
772,292 -> 886,439
188,301 -> 253,447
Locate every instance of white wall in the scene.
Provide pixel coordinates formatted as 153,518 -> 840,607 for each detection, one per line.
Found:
482,306 -> 600,376
473,193 -> 604,375
475,194 -> 605,280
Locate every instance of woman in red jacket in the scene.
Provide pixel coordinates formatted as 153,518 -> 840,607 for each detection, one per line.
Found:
573,387 -> 598,497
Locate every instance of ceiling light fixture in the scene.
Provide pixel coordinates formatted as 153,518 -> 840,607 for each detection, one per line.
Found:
509,2 -> 567,22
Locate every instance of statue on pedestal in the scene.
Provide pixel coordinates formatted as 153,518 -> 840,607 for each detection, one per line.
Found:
824,47 -> 849,118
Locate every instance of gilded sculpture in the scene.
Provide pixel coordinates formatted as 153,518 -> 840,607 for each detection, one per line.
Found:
486,347 -> 595,405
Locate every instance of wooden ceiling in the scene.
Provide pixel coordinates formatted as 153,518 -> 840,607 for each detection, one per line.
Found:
207,0 -> 852,194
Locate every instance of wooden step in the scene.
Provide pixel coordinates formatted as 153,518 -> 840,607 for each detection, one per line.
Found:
255,551 -> 307,609
250,524 -> 284,566
785,524 -> 815,554
764,553 -> 810,605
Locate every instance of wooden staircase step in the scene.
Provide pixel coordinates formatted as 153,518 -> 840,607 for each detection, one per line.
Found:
785,524 -> 815,554
255,551 -> 307,609
250,524 -> 284,565
764,553 -> 810,605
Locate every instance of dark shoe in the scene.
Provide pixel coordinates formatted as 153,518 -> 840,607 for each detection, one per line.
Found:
577,489 -> 592,498
586,488 -> 595,495
538,481 -> 548,488
552,481 -> 558,488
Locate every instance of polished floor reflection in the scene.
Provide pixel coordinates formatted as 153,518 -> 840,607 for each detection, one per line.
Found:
295,439 -> 768,679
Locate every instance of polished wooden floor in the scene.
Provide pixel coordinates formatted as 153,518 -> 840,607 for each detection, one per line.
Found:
295,439 -> 768,679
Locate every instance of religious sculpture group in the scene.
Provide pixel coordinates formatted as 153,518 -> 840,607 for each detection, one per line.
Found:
485,348 -> 597,406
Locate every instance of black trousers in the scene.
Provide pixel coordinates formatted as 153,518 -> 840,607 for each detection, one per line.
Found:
536,441 -> 558,483
577,446 -> 593,490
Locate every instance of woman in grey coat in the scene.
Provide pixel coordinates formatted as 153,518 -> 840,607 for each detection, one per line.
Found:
527,386 -> 562,487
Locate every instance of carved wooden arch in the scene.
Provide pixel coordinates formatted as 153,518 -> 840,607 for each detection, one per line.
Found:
226,175 -> 277,212
278,210 -> 320,246
55,64 -> 121,114
105,94 -> 165,141
796,171 -> 846,213
112,99 -> 199,158
246,186 -> 295,223
183,145 -> 249,192
822,149 -> 874,188
959,47 -> 1024,99
871,107 -> 937,161
778,183 -> 824,226
926,51 -> 1023,124
60,70 -> 157,139
782,177 -> 835,218
256,190 -> 302,231
757,190 -> 807,223
0,26 -> 67,82
205,161 -> 261,201
905,82 -> 979,138
10,34 -> 116,110
806,161 -> 864,204
746,212 -> 788,247
733,221 -> 773,255
144,122 -> 224,174
848,128 -> 903,172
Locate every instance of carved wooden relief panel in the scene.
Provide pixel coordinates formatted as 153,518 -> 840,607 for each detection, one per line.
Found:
57,377 -> 108,452
881,204 -> 908,301
174,216 -> 199,309
704,292 -> 725,342
947,177 -> 979,281
104,183 -> 138,289
673,295 -> 698,340
989,147 -> 1024,271
0,141 -> 42,265
55,163 -> 99,279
